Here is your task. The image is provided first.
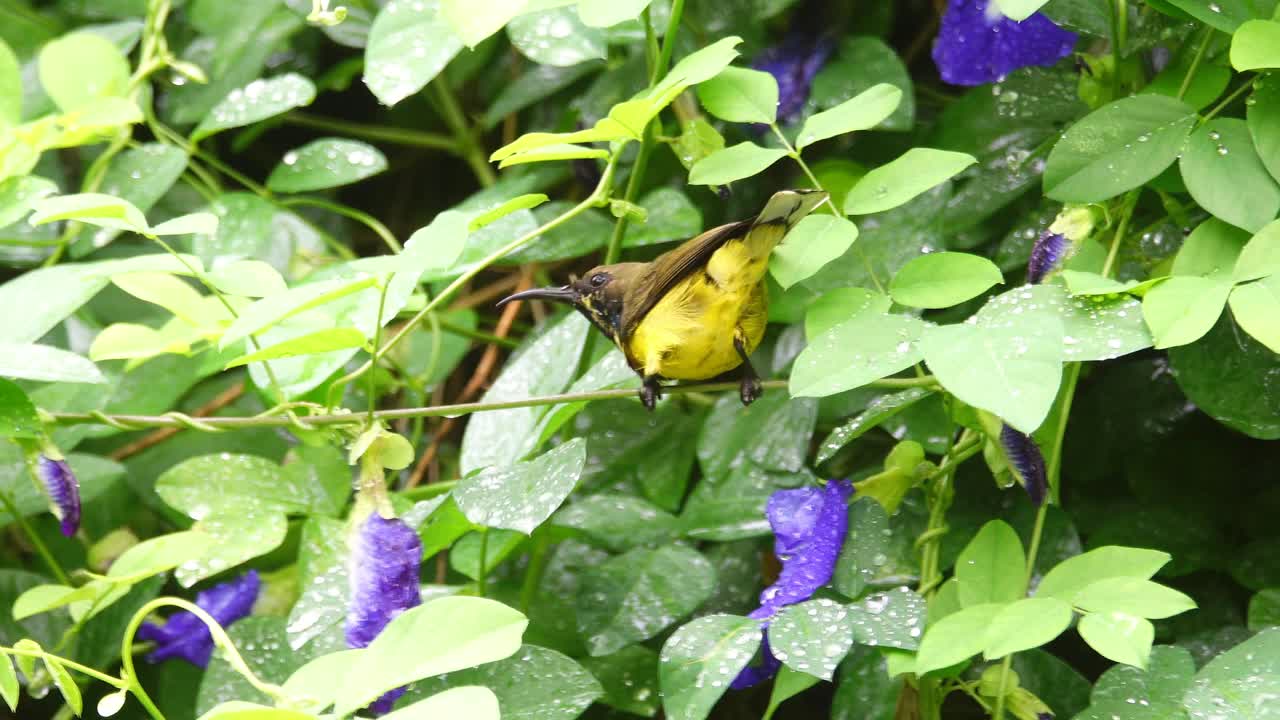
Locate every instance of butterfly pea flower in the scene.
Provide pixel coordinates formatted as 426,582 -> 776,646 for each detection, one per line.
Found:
732,479 -> 853,689
34,454 -> 80,536
932,0 -> 1077,87
999,425 -> 1048,507
1027,205 -> 1096,284
136,570 -> 261,667
752,33 -> 835,124
346,512 -> 422,715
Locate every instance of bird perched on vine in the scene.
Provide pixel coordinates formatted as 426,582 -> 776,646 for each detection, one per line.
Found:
498,189 -> 828,410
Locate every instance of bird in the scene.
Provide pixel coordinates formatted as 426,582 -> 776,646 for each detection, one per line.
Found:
498,189 -> 828,410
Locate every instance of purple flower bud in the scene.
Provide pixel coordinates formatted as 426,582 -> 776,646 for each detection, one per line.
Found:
1027,230 -> 1068,285
136,570 -> 260,667
733,480 -> 853,688
1000,424 -> 1047,507
932,0 -> 1077,87
752,34 -> 835,124
346,513 -> 422,716
35,455 -> 80,536
730,636 -> 782,690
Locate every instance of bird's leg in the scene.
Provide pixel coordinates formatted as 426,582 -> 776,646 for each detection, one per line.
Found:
734,335 -> 762,406
639,375 -> 663,411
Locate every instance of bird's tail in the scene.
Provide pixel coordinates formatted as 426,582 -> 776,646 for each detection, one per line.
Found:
739,189 -> 830,261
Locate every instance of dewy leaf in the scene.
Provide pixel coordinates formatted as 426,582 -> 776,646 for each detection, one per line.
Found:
888,251 -> 1003,309
817,387 -> 934,465
107,530 -> 215,579
1230,275 -> 1280,352
804,288 -> 893,339
0,343 -> 105,384
364,0 -> 463,106
915,603 -> 1004,675
0,377 -> 40,439
408,644 -> 602,720
267,139 -> 388,193
1078,611 -> 1154,669
576,544 -> 717,656
1180,118 -> 1280,233
335,596 -> 528,715
983,598 -> 1073,660
1248,72 -> 1280,186
441,0 -> 531,47
768,598 -> 856,681
1182,627 -> 1280,719
846,587 -> 926,651
688,142 -> 789,185
156,454 -> 313,518
29,193 -> 149,234
0,176 -> 58,228
552,494 -> 680,552
770,214 -> 859,289
1042,95 -> 1197,202
843,148 -> 976,215
1074,645 -> 1194,720
384,687 -> 500,720
790,311 -> 927,398
658,614 -> 760,720
37,32 -> 130,111
207,260 -> 288,298
1141,276 -> 1232,349
955,520 -> 1026,607
696,67 -> 779,125
192,74 -> 317,141
1230,19 -> 1280,70
508,6 -> 606,67
577,0 -> 653,27
1036,546 -> 1171,602
797,83 -> 903,150
455,438 -> 586,534
1168,313 -> 1280,440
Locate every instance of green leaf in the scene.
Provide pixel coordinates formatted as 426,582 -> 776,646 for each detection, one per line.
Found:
817,387 -> 934,465
919,312 -> 1062,434
44,657 -> 81,716
1036,546 -> 1171,602
624,186 -> 702,248
577,0 -> 654,26
653,36 -> 743,94
441,0 -> 528,46
0,654 -> 15,712
1248,589 -> 1280,630
1078,611 -> 1154,668
207,260 -> 288,298
508,6 -> 606,67
1060,270 -> 1151,296
196,617 -> 326,716
847,587 -> 927,650
111,271 -> 208,323
770,214 -> 859,289
1231,19 -> 1280,70
688,142 -> 789,185
1164,0 -> 1263,31
993,0 -> 1052,20
696,389 -> 817,481
658,614 -> 760,720
224,328 -> 368,368
107,530 -> 215,579
696,67 -> 778,124
1183,627 -> 1280,719
266,139 -> 388,193
1042,95 -> 1197,202
0,38 -> 19,127
88,323 -> 187,362
983,598 -> 1073,660
1180,118 -> 1280,232
335,596 -> 528,715
0,176 -> 58,228
1074,577 -> 1197,619
804,288 -> 892,339
809,36 -> 915,133
844,148 -> 976,215
789,311 -> 927,398
1248,72 -> 1280,186
151,212 -> 219,237
1230,275 -> 1280,352
0,377 -> 40,438
219,275 -> 379,348
455,438 -> 586,534
956,520 -> 1026,607
157,454 -> 313,517
1168,313 -> 1280,439
797,83 -> 902,150
408,644 -> 602,720
915,603 -> 1004,675
37,32 -> 130,111
577,544 -> 716,656
833,497 -> 890,598
364,0 -> 463,106
1074,645 -> 1194,720
385,687 -> 500,720
888,252 -> 1003,309
1141,276 -> 1232,349
192,74 -> 317,141
1058,291 -> 1154,361
178,508 -> 289,586
578,646 -> 660,716
29,193 -> 149,234
765,666 -> 820,720
553,494 -> 679,552
0,343 -> 105,384
1234,219 -> 1280,282
770,598 -> 856,680
68,143 -> 188,256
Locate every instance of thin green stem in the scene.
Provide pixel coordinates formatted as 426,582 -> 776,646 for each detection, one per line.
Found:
1178,27 -> 1214,101
431,81 -> 497,187
438,320 -> 519,349
285,112 -> 457,152
1101,190 -> 1140,278
0,488 -> 71,585
653,0 -> 686,83
0,647 -> 127,689
368,280 -> 392,421
280,197 -> 401,253
1201,80 -> 1254,124
400,479 -> 458,501
476,527 -> 490,598
48,376 -> 938,431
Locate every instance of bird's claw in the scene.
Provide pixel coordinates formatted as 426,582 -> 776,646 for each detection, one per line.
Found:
739,374 -> 762,406
640,378 -> 662,411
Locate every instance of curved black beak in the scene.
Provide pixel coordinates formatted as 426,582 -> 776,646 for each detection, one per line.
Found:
496,285 -> 577,308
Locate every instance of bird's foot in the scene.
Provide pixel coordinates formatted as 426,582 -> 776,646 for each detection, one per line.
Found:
639,377 -> 663,411
739,373 -> 762,406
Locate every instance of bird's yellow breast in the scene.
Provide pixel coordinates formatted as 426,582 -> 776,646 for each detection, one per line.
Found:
625,239 -> 768,380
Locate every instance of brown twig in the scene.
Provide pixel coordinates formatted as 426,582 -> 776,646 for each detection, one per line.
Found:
404,267 -> 534,488
108,381 -> 246,460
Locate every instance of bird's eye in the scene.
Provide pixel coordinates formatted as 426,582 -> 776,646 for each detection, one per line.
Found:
590,273 -> 608,287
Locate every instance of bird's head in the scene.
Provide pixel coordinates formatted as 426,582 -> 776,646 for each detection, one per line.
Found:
496,263 -> 642,340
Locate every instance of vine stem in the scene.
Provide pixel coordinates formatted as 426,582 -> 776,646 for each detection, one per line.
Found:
430,80 -> 497,187
0,646 -> 128,689
0,488 -> 71,585
47,376 -> 940,431
284,112 -> 457,152
1178,27 -> 1215,101
279,196 -> 402,253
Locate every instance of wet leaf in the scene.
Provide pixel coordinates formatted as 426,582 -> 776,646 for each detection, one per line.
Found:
192,73 -> 317,141
769,598 -> 856,680
408,644 -> 602,720
508,6 -> 606,67
658,614 -> 760,720
455,438 -> 587,534
266,138 -> 388,193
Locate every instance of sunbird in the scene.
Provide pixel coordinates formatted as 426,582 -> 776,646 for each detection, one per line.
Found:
498,189 -> 828,410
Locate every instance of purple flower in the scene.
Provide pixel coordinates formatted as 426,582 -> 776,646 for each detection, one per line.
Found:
1027,230 -> 1068,284
1000,424 -> 1047,506
752,34 -> 835,124
733,480 -> 853,689
932,0 -> 1077,86
346,513 -> 422,715
136,570 -> 260,667
35,455 -> 80,536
